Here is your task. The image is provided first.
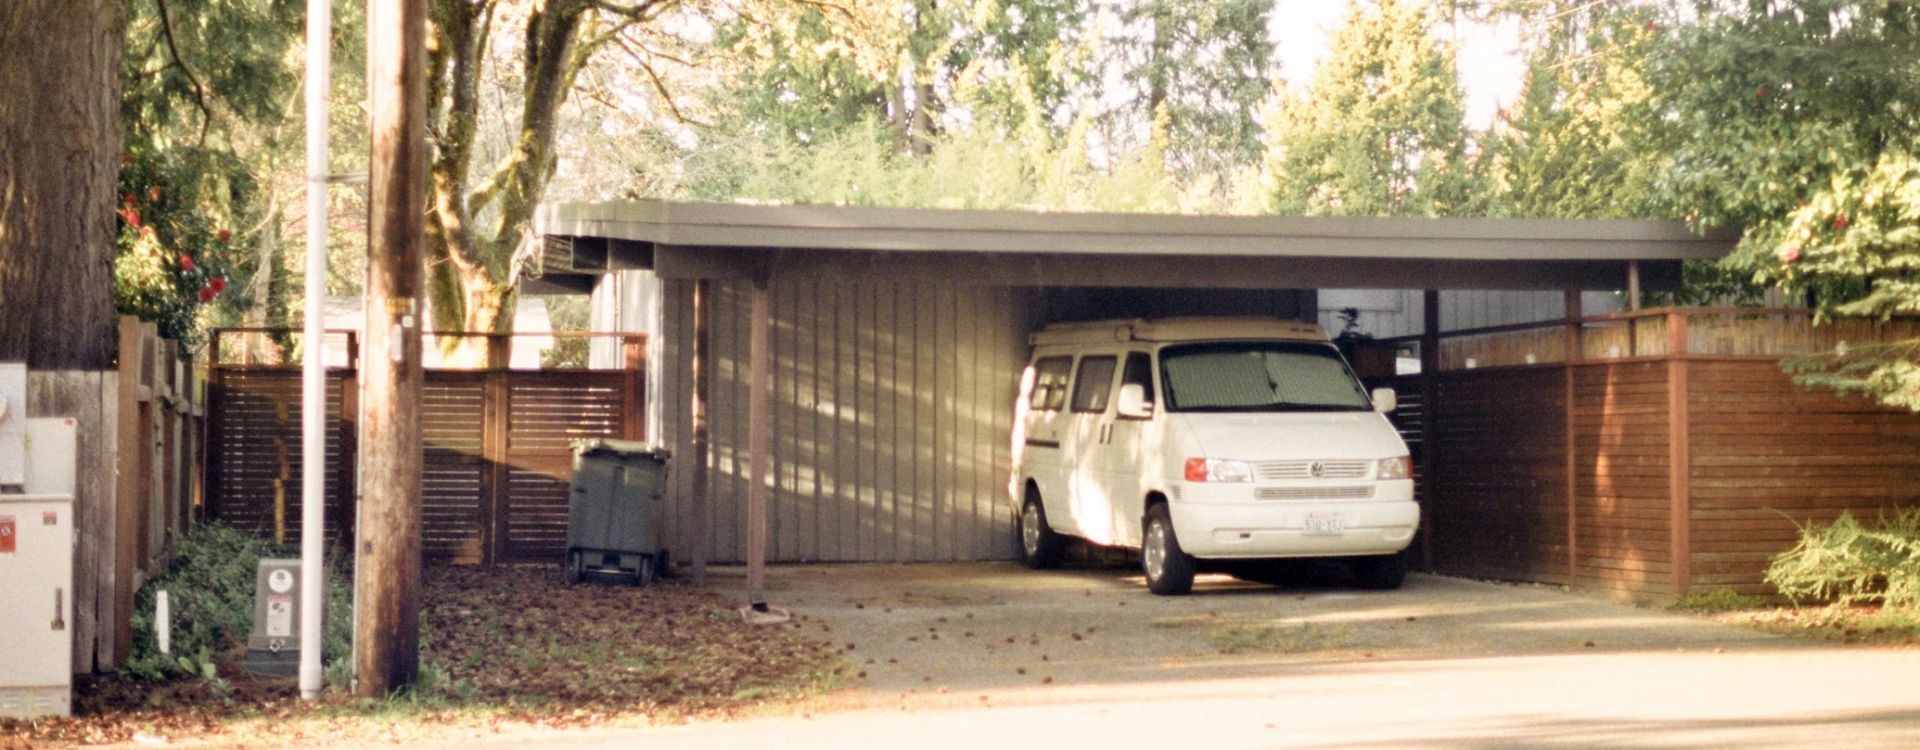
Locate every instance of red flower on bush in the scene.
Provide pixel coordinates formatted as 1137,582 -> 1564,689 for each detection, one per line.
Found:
216,229 -> 231,242
209,277 -> 226,293
179,254 -> 195,272
1780,246 -> 1802,263
1833,214 -> 1849,231
198,287 -> 216,303
120,207 -> 140,228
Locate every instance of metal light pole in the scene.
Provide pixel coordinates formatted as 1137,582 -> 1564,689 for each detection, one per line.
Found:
298,0 -> 331,702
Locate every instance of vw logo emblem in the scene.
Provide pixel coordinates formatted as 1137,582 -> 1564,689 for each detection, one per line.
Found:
1309,461 -> 1326,478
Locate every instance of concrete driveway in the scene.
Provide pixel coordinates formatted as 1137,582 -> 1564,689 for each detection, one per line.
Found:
439,562 -> 1920,748
737,561 -> 1797,700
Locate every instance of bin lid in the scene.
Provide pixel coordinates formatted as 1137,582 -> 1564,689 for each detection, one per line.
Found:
573,438 -> 671,461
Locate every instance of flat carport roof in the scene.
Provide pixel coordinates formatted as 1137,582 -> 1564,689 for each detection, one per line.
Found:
533,199 -> 1740,598
531,201 -> 1736,294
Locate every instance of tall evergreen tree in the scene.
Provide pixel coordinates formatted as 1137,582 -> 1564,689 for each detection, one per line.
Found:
1264,0 -> 1477,217
1485,6 -> 1662,220
1096,0 -> 1272,185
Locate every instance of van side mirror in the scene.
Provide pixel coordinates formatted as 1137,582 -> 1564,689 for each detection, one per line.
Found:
1116,383 -> 1154,419
1372,387 -> 1398,414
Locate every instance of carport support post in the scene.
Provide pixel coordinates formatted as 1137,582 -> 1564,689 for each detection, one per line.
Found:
746,277 -> 772,607
1419,290 -> 1439,573
689,280 -> 710,585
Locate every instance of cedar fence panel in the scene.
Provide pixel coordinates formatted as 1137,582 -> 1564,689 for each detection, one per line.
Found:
1398,308 -> 1920,602
204,331 -> 645,565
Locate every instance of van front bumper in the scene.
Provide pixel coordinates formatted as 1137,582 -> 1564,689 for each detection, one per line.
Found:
1167,492 -> 1418,559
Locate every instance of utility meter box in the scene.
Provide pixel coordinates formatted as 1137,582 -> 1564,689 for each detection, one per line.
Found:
244,559 -> 303,677
0,417 -> 77,719
0,362 -> 27,489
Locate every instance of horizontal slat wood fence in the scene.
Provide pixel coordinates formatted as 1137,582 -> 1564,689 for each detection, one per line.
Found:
204,331 -> 646,565
1384,308 -> 1920,601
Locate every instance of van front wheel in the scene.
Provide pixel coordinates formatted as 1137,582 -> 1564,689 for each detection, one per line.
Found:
1143,505 -> 1196,595
1019,490 -> 1065,569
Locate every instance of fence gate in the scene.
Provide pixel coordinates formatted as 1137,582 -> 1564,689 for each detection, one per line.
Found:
204,330 -> 646,564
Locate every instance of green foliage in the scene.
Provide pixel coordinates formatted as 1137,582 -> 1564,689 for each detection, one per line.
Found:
126,524 -> 355,685
1765,509 -> 1920,609
1098,0 -> 1273,185
540,296 -> 591,370
126,525 -> 264,681
116,0 -> 305,344
1669,588 -> 1768,613
669,113 -> 1202,215
1265,0 -> 1479,217
1647,0 -> 1920,407
1484,6 -> 1663,220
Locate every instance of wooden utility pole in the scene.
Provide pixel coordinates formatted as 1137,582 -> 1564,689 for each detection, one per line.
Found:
355,0 -> 427,697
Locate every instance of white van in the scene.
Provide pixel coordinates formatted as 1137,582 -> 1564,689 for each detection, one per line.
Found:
1012,317 -> 1419,595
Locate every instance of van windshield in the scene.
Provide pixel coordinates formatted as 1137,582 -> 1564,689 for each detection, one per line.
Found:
1159,342 -> 1371,413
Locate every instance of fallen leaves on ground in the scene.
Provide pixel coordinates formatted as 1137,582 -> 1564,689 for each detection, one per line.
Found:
1,565 -> 840,749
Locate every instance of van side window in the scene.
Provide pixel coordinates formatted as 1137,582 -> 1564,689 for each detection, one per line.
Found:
1029,356 -> 1073,411
1121,352 -> 1154,407
1070,356 -> 1118,413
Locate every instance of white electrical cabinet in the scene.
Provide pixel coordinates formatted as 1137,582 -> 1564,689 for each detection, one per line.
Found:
0,417 -> 77,718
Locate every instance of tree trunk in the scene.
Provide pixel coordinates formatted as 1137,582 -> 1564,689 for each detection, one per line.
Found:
0,1 -> 124,370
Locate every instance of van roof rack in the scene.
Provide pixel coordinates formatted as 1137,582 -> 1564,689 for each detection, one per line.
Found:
1030,317 -> 1328,346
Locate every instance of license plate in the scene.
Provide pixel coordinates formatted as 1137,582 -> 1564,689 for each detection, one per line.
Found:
1302,512 -> 1345,536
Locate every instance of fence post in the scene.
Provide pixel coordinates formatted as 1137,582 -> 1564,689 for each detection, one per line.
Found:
1563,289 -> 1582,586
1666,311 -> 1693,597
622,335 -> 646,442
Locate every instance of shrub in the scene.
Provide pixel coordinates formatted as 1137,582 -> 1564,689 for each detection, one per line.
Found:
126,523 -> 355,683
1765,509 -> 1920,609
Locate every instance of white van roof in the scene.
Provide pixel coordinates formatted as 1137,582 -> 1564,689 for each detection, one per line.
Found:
1029,317 -> 1330,346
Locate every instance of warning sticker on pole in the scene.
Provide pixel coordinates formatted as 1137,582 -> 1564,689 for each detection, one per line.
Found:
266,594 -> 293,637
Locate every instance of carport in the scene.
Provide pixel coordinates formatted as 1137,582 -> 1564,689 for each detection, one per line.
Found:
534,201 -> 1734,595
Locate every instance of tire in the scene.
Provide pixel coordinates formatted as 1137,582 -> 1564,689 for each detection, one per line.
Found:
1142,504 -> 1196,595
564,549 -> 584,585
1352,552 -> 1408,590
1017,488 -> 1065,569
654,548 -> 672,579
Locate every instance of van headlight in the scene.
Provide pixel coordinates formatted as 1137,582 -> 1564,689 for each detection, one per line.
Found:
1377,456 -> 1412,480
1185,458 -> 1253,483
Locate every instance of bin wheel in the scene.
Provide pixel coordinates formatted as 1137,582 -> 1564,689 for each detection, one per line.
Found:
654,548 -> 672,579
630,555 -> 655,587
564,549 -> 584,585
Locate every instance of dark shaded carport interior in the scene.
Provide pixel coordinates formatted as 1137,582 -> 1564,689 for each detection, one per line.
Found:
534,201 -> 1735,591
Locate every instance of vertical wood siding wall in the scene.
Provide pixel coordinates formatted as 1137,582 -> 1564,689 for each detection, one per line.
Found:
658,279 -> 1036,563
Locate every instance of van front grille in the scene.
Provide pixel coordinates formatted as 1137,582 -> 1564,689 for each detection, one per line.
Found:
1256,486 -> 1375,501
1253,460 -> 1372,480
